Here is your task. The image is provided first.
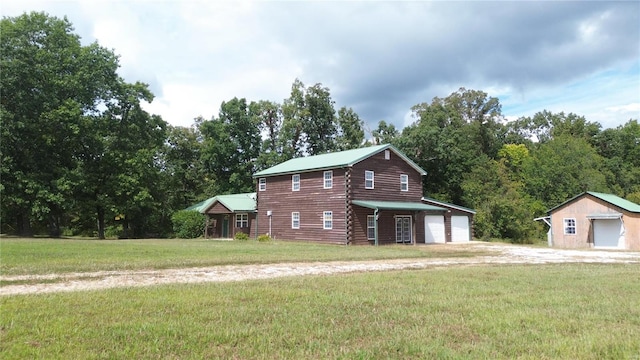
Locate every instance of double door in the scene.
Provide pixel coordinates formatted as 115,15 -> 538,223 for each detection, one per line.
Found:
395,216 -> 412,244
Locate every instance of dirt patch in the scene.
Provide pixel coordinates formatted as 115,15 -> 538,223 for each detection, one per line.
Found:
2,243 -> 638,296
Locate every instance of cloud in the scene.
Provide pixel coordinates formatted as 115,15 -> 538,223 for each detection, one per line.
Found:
3,0 -> 639,130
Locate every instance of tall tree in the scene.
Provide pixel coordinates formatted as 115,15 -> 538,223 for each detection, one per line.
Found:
396,88 -> 506,203
0,12 -> 119,236
371,120 -> 399,145
76,81 -> 167,239
521,135 -> 610,208
335,106 -> 365,150
199,98 -> 261,194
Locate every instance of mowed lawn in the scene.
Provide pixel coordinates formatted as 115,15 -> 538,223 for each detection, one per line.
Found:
0,237 -> 484,276
1,239 -> 639,359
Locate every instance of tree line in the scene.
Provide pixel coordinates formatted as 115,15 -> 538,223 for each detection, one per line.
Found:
2,12 -> 639,242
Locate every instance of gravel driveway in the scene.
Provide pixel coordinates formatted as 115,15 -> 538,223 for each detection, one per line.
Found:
2,243 -> 639,296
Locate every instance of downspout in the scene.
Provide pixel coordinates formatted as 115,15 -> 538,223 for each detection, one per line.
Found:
374,208 -> 379,247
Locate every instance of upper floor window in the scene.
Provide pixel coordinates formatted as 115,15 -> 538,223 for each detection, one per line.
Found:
258,178 -> 266,191
384,150 -> 390,160
292,212 -> 300,229
324,171 -> 333,189
323,211 -> 333,229
236,213 -> 248,228
365,170 -> 374,189
400,174 -> 408,192
292,174 -> 300,191
564,218 -> 576,235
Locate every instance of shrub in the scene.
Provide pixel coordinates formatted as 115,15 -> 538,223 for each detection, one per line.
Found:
234,232 -> 249,241
171,210 -> 204,238
257,234 -> 271,242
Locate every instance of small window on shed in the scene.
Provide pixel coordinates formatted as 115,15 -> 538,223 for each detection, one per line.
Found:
564,218 -> 576,235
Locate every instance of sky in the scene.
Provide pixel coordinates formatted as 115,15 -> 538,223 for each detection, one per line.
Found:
3,1 -> 639,131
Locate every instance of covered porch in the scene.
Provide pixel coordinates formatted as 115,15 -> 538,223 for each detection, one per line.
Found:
351,200 -> 447,245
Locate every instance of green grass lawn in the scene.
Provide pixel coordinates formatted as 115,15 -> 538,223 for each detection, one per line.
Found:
2,264 -> 639,359
0,237 -> 484,276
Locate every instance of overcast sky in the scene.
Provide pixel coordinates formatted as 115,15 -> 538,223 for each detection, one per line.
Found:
3,1 -> 639,131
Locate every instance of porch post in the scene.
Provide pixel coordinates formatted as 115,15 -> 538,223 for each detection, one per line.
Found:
374,208 -> 379,246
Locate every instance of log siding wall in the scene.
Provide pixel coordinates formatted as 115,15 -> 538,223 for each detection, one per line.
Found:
350,151 -> 423,202
256,168 -> 347,244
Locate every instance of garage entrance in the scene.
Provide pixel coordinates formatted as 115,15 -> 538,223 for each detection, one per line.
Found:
424,215 -> 445,243
593,219 -> 624,249
451,216 -> 470,242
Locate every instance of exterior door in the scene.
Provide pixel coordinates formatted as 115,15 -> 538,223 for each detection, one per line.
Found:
451,216 -> 471,242
593,219 -> 624,249
395,216 -> 412,244
222,217 -> 229,238
424,215 -> 445,243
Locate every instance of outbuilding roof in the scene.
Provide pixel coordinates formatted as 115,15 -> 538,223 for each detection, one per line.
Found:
352,200 -> 446,212
547,191 -> 640,214
185,193 -> 257,213
421,197 -> 476,214
253,144 -> 426,177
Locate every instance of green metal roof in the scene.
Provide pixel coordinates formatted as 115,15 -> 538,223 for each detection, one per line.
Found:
352,200 -> 446,212
422,196 -> 476,214
253,144 -> 427,177
547,191 -> 640,214
586,191 -> 640,213
185,193 -> 257,213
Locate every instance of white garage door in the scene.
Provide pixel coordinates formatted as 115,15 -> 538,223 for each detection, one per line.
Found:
424,215 -> 445,243
451,216 -> 470,242
593,219 -> 624,249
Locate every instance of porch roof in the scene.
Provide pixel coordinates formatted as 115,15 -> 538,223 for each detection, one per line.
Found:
185,193 -> 257,214
352,200 -> 446,212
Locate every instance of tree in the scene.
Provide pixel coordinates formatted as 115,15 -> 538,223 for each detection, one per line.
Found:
199,98 -> 261,195
76,81 -> 167,239
396,88 -> 506,203
0,12 -> 120,236
335,106 -> 365,150
371,120 -> 399,145
522,136 -> 610,208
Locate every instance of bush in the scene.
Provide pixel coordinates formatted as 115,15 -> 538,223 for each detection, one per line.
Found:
257,234 -> 271,242
171,210 -> 205,238
234,232 -> 249,241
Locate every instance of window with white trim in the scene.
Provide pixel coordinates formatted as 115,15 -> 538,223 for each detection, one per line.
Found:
367,215 -> 375,240
384,150 -> 390,160
292,174 -> 300,191
365,170 -> 374,189
564,218 -> 576,235
292,212 -> 300,229
258,178 -> 266,191
323,211 -> 333,229
324,171 -> 333,189
236,213 -> 248,228
400,174 -> 408,192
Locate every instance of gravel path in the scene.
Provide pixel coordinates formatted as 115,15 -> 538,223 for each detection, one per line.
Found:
2,243 -> 639,296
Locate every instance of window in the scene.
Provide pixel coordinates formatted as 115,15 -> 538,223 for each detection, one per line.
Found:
365,170 -> 374,189
236,213 -> 248,228
324,171 -> 333,189
564,218 -> 576,235
400,174 -> 408,192
367,215 -> 375,240
323,211 -> 333,229
258,178 -> 266,191
292,212 -> 300,229
384,149 -> 390,160
292,174 -> 300,191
